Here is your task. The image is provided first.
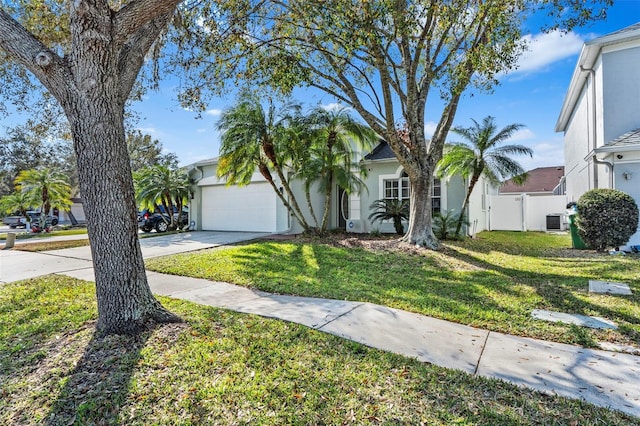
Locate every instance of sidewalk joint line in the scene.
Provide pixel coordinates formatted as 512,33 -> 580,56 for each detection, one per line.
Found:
316,303 -> 363,330
474,331 -> 491,376
36,251 -> 92,262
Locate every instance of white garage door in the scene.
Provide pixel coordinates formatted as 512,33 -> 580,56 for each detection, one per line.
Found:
201,183 -> 277,232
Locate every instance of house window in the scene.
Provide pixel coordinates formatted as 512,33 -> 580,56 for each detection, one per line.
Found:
432,178 -> 441,215
383,172 -> 410,202
382,172 -> 441,215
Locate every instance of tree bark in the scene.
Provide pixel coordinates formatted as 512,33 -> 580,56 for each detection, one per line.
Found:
401,165 -> 439,249
456,172 -> 481,237
0,1 -> 183,335
69,98 -> 180,334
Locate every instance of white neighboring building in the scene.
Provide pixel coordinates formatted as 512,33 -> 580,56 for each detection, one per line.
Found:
555,22 -> 640,247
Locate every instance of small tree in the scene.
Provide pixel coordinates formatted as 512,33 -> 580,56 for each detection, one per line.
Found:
297,106 -> 376,233
216,93 -> 313,232
134,165 -> 189,230
127,131 -> 179,173
0,190 -> 35,222
437,116 -> 532,236
576,189 -> 639,251
368,199 -> 409,236
433,209 -> 468,240
15,168 -> 72,228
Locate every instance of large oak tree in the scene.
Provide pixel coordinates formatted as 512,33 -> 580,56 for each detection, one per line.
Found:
0,1 -> 183,334
173,0 -> 612,248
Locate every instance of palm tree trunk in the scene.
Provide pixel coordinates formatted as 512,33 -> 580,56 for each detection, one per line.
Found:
304,185 -> 319,228
320,172 -> 333,233
258,164 -> 309,232
272,166 -> 310,231
456,173 -> 481,236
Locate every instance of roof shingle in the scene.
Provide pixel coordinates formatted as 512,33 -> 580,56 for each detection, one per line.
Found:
500,166 -> 565,194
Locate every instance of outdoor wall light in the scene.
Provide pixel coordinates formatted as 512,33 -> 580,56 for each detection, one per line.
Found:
623,172 -> 632,180
617,154 -> 624,159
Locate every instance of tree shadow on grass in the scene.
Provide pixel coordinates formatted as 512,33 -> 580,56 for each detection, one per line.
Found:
442,244 -> 640,345
45,325 -> 155,426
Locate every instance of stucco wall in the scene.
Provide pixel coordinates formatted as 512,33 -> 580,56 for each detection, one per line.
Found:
614,162 -> 640,247
358,161 -> 477,235
602,44 -> 640,143
563,81 -> 594,202
359,161 -> 406,234
466,175 -> 496,234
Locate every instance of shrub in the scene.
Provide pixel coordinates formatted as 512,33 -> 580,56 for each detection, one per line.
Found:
576,188 -> 639,251
433,209 -> 468,240
368,199 -> 409,236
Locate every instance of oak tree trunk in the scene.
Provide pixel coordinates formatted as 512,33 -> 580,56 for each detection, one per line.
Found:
401,167 -> 439,249
67,96 -> 180,334
0,1 -> 184,335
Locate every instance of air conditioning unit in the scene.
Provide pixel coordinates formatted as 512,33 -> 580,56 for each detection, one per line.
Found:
346,219 -> 362,233
546,214 -> 562,230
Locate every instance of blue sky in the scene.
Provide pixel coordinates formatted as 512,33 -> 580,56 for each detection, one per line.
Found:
133,1 -> 640,170
2,2 -> 638,171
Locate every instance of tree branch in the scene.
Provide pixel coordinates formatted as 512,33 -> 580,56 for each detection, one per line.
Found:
117,10 -> 175,103
114,0 -> 182,44
0,8 -> 72,103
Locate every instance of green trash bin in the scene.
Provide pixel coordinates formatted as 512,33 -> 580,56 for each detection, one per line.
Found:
568,214 -> 587,249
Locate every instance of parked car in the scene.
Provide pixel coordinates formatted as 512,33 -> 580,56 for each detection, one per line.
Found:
5,211 -> 58,229
2,215 -> 23,227
137,207 -> 188,233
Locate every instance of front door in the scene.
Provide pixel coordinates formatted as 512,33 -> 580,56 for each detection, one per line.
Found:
338,187 -> 349,229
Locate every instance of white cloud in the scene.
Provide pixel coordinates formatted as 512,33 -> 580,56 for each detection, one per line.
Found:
508,128 -> 536,142
424,121 -> 438,138
196,128 -> 208,133
205,108 -> 222,117
518,138 -> 565,170
321,103 -> 351,112
510,30 -> 584,76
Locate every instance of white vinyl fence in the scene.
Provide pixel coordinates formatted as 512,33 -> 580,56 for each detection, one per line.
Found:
489,195 -> 569,232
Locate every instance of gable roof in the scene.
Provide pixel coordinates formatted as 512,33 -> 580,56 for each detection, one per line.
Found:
595,128 -> 640,153
555,22 -> 640,132
500,166 -> 565,194
363,141 -> 397,161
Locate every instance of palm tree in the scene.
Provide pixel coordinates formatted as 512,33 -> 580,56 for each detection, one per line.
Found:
437,116 -> 533,236
217,93 -> 312,231
297,106 -> 377,232
15,167 -> 71,227
368,199 -> 409,235
134,165 -> 190,230
0,190 -> 35,221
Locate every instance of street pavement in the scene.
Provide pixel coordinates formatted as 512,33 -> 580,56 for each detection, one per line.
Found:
1,231 -> 639,418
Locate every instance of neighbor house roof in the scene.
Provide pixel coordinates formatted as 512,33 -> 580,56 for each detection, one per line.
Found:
500,166 -> 565,194
594,129 -> 640,153
363,141 -> 397,161
555,22 -> 640,132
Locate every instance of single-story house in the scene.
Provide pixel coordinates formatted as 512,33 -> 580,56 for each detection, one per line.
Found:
555,22 -> 640,247
187,141 -> 498,235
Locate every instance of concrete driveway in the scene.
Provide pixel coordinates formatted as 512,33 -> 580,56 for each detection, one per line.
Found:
0,231 -> 267,284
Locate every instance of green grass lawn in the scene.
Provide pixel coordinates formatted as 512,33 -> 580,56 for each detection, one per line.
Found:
0,227 -> 88,241
1,275 -> 636,425
145,231 -> 640,349
6,229 -> 183,252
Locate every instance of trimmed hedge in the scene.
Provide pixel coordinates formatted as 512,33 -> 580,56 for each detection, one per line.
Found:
576,188 -> 639,251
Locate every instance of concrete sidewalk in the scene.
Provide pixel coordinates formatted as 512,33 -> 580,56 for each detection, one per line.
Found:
0,231 -> 267,283
57,268 -> 640,418
2,231 -> 639,418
